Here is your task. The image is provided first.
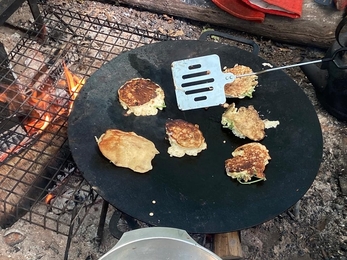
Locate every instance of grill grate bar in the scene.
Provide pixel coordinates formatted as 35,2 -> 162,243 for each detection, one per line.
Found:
0,3 -> 171,237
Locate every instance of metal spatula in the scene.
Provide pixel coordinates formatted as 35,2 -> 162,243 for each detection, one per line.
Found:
171,48 -> 347,111
172,54 -> 235,111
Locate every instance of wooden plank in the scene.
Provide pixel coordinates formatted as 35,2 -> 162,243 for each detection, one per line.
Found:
118,0 -> 344,48
214,231 -> 243,259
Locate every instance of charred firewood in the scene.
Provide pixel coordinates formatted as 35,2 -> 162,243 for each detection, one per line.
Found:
0,42 -> 16,85
0,123 -> 69,228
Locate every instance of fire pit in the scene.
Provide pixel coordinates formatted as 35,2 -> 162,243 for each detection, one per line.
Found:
0,3 -> 170,257
1,1 -> 346,260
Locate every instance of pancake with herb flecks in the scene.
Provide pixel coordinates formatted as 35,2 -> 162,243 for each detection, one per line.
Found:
225,142 -> 271,184
165,119 -> 207,157
221,103 -> 265,141
223,64 -> 258,98
118,78 -> 165,116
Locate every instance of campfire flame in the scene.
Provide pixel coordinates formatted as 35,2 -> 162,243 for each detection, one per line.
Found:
0,65 -> 85,164
63,62 -> 86,112
46,65 -> 85,205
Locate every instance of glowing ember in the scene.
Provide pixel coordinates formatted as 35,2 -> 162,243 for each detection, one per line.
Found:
45,193 -> 55,204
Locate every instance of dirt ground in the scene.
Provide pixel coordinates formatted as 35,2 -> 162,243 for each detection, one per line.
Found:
0,1 -> 346,260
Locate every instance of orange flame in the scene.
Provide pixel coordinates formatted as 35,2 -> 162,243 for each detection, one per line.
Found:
0,63 -> 85,164
24,114 -> 51,134
43,65 -> 85,204
63,62 -> 85,112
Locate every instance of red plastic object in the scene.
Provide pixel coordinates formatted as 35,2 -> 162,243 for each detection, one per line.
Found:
241,0 -> 303,18
211,0 -> 265,22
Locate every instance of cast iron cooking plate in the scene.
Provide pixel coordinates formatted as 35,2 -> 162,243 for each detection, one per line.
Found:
68,40 -> 323,233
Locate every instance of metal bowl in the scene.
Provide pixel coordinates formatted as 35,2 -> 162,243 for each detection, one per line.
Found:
99,227 -> 222,260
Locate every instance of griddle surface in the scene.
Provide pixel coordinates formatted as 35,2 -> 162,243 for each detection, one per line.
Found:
68,40 -> 323,233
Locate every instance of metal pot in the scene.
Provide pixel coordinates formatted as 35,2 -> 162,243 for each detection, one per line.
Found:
99,227 -> 222,260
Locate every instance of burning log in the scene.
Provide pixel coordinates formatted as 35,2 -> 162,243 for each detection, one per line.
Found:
0,83 -> 28,116
0,64 -> 85,227
0,81 -> 65,162
0,123 -> 31,162
0,42 -> 16,85
0,122 -> 68,228
0,65 -> 84,162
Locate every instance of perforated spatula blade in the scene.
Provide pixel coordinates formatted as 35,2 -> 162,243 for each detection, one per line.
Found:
172,48 -> 347,111
171,54 -> 235,111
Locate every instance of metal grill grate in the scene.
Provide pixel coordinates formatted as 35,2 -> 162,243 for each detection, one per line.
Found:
0,3 -> 169,238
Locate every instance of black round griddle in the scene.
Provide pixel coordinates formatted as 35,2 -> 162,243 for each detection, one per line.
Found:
68,40 -> 323,234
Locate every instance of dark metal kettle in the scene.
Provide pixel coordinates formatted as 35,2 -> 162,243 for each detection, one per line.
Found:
301,17 -> 347,121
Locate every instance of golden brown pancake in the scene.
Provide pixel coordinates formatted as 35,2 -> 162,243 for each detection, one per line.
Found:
165,119 -> 207,157
225,142 -> 271,184
221,103 -> 265,141
118,78 -> 165,116
96,129 -> 159,173
223,65 -> 258,98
